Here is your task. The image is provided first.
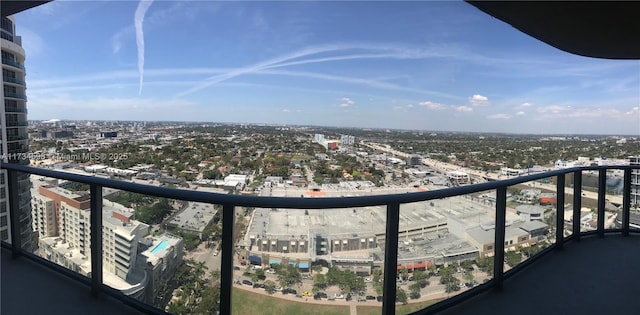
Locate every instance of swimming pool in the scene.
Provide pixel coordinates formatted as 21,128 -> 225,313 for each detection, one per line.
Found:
150,240 -> 169,254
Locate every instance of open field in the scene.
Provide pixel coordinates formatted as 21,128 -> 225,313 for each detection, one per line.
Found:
232,288 -> 350,315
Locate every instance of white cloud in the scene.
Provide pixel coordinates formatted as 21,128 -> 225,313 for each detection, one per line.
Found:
456,106 -> 473,112
625,107 -> 639,116
282,109 -> 291,113
135,0 -> 155,96
536,105 -> 570,114
419,101 -> 448,110
516,111 -> 526,116
520,102 -> 532,107
488,113 -> 511,120
468,94 -> 489,106
340,97 -> 355,108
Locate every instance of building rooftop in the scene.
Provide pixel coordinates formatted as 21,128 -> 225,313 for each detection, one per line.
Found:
168,202 -> 216,233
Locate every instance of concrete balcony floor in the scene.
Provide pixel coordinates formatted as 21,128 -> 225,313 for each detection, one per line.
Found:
2,234 -> 639,315
1,247 -> 144,315
439,234 -> 640,315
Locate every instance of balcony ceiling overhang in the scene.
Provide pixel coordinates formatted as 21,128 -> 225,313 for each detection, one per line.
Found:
1,1 -> 51,17
467,1 -> 640,60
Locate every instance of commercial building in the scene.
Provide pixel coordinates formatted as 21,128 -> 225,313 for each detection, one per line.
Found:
408,154 -> 422,167
446,171 -> 470,185
1,15 -> 34,250
167,202 -> 217,238
449,218 -> 549,257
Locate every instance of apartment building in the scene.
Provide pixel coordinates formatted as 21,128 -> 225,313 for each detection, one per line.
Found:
34,186 -> 148,300
1,15 -> 33,250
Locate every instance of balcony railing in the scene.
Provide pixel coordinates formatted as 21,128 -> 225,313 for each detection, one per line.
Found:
4,106 -> 28,113
1,58 -> 25,70
3,92 -> 27,100
3,76 -> 26,86
5,121 -> 28,127
0,162 -> 637,315
5,135 -> 28,142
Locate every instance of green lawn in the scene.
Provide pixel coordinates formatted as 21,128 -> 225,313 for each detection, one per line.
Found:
232,288 -> 350,315
356,299 -> 443,315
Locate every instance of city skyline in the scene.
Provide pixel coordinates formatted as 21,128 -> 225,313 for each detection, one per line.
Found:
14,1 -> 640,135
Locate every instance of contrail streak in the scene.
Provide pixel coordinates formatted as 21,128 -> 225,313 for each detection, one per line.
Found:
135,0 -> 154,96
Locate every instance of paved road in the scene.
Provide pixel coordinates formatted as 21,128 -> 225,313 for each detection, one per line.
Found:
186,242 -> 222,272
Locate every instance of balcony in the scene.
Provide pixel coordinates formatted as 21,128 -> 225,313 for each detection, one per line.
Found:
2,76 -> 26,86
3,92 -> 27,100
5,121 -> 28,127
1,164 -> 640,314
4,106 -> 28,113
0,164 -> 640,314
1,58 -> 26,71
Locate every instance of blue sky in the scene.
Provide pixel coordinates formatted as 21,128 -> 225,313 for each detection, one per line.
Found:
14,0 -> 640,134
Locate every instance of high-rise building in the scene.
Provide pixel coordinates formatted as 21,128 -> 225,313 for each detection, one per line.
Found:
631,156 -> 640,209
35,186 -> 149,300
1,16 -> 33,251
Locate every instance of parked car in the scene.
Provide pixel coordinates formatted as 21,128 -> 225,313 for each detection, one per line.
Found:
376,296 -> 383,302
334,293 -> 345,299
302,291 -> 312,297
366,295 -> 376,300
317,292 -> 328,299
282,288 -> 297,295
242,280 -> 253,286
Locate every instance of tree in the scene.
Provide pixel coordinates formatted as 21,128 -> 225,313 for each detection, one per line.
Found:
400,266 -> 409,280
463,270 -> 474,283
277,264 -> 302,289
476,257 -> 494,276
409,283 -> 421,300
505,250 -> 523,266
264,280 -> 276,294
396,287 -> 408,304
313,273 -> 327,291
414,270 -> 430,288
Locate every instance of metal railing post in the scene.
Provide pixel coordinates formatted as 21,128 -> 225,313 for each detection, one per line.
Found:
382,203 -> 400,315
597,169 -> 606,236
622,169 -> 631,236
219,204 -> 235,315
556,174 -> 565,248
90,184 -> 103,296
572,171 -> 582,241
493,187 -> 506,290
6,169 -> 21,258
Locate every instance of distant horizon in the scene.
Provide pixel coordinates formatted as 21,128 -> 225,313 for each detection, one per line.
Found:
29,118 -> 640,137
16,1 -> 640,135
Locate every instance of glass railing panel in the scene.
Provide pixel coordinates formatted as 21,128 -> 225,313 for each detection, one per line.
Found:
100,188 -> 221,314
238,201 -> 379,315
501,180 -> 554,270
388,189 -> 494,314
26,174 -> 92,281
